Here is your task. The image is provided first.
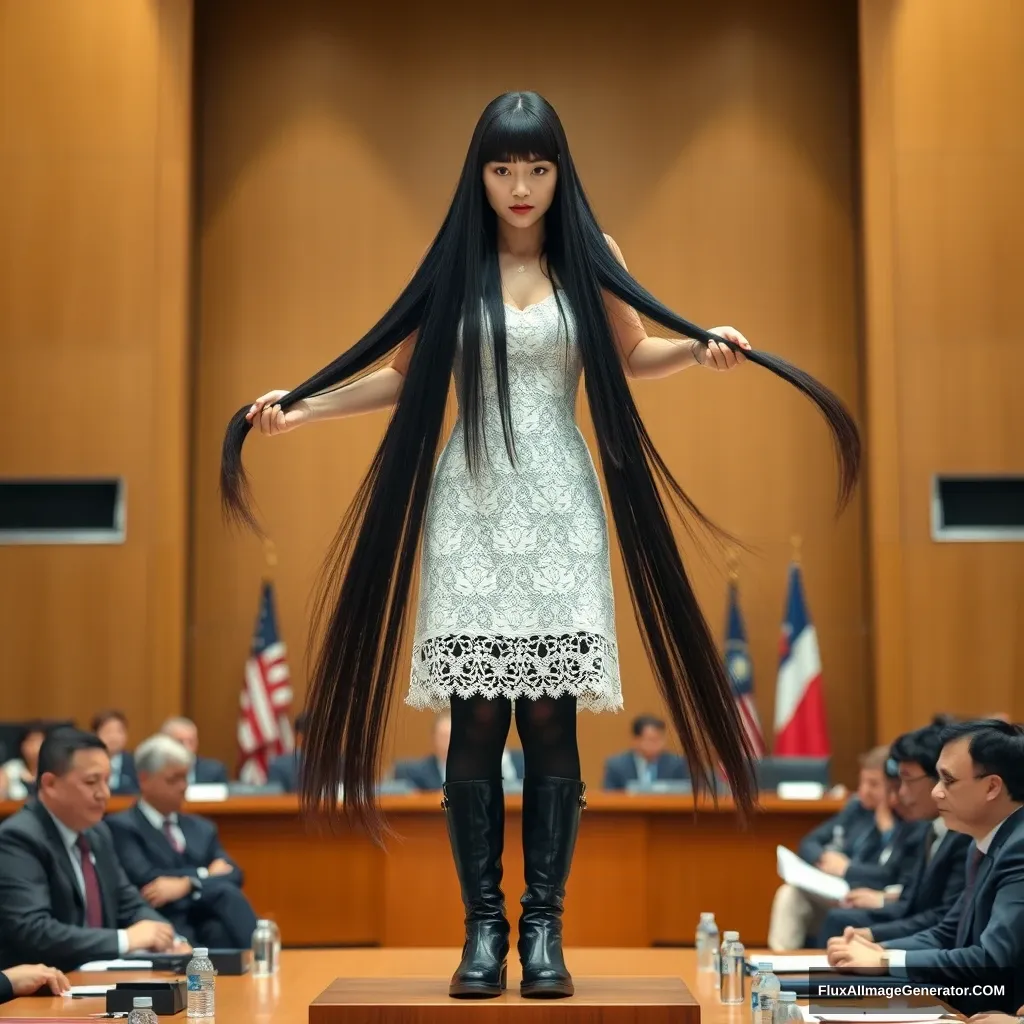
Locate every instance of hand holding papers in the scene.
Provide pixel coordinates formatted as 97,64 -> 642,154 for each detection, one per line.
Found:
777,845 -> 850,901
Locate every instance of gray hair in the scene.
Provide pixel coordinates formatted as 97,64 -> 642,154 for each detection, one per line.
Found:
134,734 -> 195,775
160,716 -> 196,734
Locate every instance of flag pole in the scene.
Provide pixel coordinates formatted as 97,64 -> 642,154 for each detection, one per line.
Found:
790,534 -> 802,566
726,547 -> 740,583
263,538 -> 278,578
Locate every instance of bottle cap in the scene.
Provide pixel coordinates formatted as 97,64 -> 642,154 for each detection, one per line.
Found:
700,911 -> 715,920
723,930 -> 739,940
133,996 -> 153,1008
757,961 -> 774,970
780,992 -> 797,1001
192,947 -> 209,957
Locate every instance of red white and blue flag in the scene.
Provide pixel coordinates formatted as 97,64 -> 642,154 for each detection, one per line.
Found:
773,563 -> 829,756
725,580 -> 766,757
237,580 -> 294,784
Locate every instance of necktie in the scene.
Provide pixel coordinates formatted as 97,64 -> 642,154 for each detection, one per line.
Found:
955,846 -> 985,945
163,817 -> 184,854
75,835 -> 104,928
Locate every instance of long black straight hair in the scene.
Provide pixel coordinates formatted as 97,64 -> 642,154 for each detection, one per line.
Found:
220,92 -> 860,843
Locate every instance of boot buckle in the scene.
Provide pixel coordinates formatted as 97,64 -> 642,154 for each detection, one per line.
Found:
579,781 -> 587,810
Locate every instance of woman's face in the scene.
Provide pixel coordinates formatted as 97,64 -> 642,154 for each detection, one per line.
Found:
21,730 -> 44,772
482,156 -> 558,232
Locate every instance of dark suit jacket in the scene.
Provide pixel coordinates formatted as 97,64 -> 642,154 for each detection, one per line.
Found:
602,751 -> 690,790
109,751 -> 139,795
819,824 -> 971,944
798,797 -> 880,864
843,818 -> 931,889
882,807 -> 1024,1013
267,751 -> 301,793
0,801 -> 168,972
394,755 -> 444,792
0,973 -> 12,1004
106,804 -> 244,895
191,756 -> 229,785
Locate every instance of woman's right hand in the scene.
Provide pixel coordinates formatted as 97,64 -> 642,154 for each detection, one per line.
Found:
246,389 -> 311,435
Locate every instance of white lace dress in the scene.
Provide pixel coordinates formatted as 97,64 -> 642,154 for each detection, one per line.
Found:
405,291 -> 622,713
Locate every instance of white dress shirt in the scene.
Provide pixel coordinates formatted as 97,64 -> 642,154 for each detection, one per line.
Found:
887,810 -> 1015,974
634,754 -> 656,785
40,804 -> 130,956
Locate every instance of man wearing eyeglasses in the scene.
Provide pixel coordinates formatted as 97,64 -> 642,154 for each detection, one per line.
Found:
819,722 -> 971,944
829,719 -> 1024,1016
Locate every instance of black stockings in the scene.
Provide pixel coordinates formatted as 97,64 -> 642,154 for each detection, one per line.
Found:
446,694 -> 581,783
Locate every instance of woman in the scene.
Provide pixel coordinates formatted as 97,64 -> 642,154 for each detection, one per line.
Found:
1,722 -> 47,802
221,91 -> 859,999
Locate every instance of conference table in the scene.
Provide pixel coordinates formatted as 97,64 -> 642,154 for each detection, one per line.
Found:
0,948 -> 768,1022
0,792 -> 842,948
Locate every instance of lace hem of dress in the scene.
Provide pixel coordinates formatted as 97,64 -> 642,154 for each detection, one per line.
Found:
406,632 -> 623,713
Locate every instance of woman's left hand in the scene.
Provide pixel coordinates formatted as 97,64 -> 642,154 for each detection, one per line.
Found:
699,326 -> 751,370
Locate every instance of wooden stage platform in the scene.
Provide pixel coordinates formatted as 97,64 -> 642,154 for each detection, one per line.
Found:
0,792 -> 841,948
0,948 -> 729,1023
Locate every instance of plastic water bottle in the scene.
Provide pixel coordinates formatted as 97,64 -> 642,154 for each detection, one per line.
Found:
127,997 -> 158,1024
751,962 -> 781,1024
720,931 -> 746,1005
776,991 -> 802,1024
696,912 -> 719,973
186,946 -> 216,1018
713,928 -> 725,989
252,918 -> 282,976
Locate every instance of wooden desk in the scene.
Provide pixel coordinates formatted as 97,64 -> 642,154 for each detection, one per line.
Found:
0,794 -> 841,948
0,948 -> 745,1022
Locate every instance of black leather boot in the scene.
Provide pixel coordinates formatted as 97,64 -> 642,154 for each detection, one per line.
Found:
442,779 -> 510,998
517,776 -> 586,998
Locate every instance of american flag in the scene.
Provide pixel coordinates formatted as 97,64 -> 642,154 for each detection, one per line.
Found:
237,580 -> 294,784
725,579 -> 766,757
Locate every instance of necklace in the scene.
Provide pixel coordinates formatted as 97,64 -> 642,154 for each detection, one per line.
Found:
517,264 -> 526,273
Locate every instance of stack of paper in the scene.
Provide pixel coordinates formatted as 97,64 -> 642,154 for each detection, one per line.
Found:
76,958 -> 154,971
751,954 -> 833,973
777,846 -> 850,900
801,1010 -> 951,1022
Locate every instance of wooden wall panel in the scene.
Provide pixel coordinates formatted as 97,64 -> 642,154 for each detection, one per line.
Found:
0,1 -> 193,734
191,0 -> 867,786
860,0 -> 1024,739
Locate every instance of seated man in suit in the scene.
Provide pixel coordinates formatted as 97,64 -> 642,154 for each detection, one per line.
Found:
1,963 -> 70,1003
394,714 -> 451,791
160,717 -> 229,785
107,734 -> 259,950
268,713 -> 305,793
769,744 -> 916,950
820,722 -> 970,944
91,709 -> 138,795
602,715 -> 689,790
830,719 -> 1024,1016
0,728 -> 184,972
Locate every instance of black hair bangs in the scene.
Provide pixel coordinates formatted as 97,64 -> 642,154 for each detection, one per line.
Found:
478,104 -> 560,166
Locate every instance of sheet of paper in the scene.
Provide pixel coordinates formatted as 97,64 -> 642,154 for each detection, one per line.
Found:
777,845 -> 850,900
801,1010 -> 950,1022
76,959 -> 154,971
751,953 -> 833,972
65,985 -> 116,997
